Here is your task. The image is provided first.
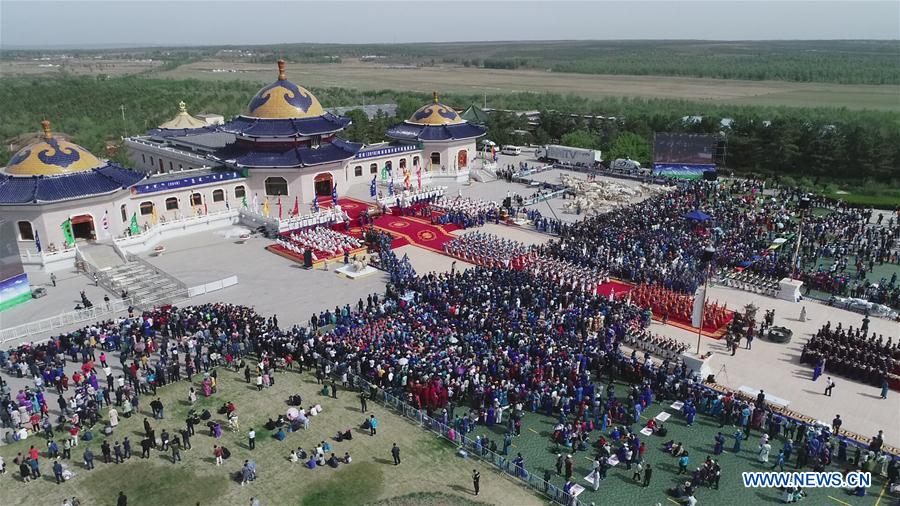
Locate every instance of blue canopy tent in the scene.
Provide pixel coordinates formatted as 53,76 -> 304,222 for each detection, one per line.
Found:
684,210 -> 711,222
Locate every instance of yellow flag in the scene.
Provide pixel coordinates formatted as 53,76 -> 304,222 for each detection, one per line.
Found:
151,205 -> 158,225
262,198 -> 270,217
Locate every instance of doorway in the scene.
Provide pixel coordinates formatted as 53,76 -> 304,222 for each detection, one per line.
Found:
314,173 -> 333,198
70,214 -> 95,241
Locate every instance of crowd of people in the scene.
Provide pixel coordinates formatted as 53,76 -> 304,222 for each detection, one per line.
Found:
275,226 -> 363,260
801,322 -> 897,390
629,284 -> 732,330
443,232 -> 535,269
429,196 -> 501,228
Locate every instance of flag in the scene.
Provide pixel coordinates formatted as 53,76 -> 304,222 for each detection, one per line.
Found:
262,198 -> 270,218
381,163 -> 388,181
129,213 -> 140,235
388,180 -> 395,196
251,193 -> 259,212
691,285 -> 706,328
312,198 -> 319,213
203,196 -> 208,215
292,196 -> 299,217
151,205 -> 158,225
403,167 -> 411,189
370,176 -> 377,198
100,210 -> 111,239
34,229 -> 42,252
61,219 -> 75,246
277,197 -> 283,220
416,166 -> 422,190
491,145 -> 497,161
331,182 -> 337,205
242,195 -> 248,209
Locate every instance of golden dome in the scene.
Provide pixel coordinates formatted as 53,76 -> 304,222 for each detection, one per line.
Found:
5,121 -> 104,176
407,91 -> 464,126
159,101 -> 208,129
245,60 -> 325,119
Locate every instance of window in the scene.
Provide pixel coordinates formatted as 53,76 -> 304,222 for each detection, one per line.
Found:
190,193 -> 203,206
142,154 -> 146,163
234,185 -> 246,199
17,221 -> 34,241
399,158 -> 407,170
140,201 -> 155,216
369,163 -> 378,174
178,164 -> 183,170
165,197 -> 179,211
158,159 -> 164,173
413,156 -> 420,167
430,152 -> 441,166
354,165 -> 363,177
265,177 -> 288,196
457,149 -> 468,169
169,161 -> 174,171
212,189 -> 225,202
150,156 -> 154,166
120,204 -> 128,222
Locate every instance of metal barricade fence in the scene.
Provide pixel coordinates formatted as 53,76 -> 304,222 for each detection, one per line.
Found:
342,368 -> 578,505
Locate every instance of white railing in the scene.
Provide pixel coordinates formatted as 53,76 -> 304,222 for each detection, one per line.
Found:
125,137 -> 212,162
0,288 -> 189,348
113,209 -> 239,254
239,207 -> 349,233
19,246 -> 78,267
376,186 -> 446,209
187,275 -> 239,297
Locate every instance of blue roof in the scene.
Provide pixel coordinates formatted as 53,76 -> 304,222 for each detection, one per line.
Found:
218,113 -> 351,138
210,138 -> 362,168
385,122 -> 486,142
0,163 -> 146,204
146,126 -> 217,138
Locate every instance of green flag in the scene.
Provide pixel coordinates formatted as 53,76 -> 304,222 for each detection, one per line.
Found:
61,218 -> 75,246
129,213 -> 140,235
242,195 -> 248,208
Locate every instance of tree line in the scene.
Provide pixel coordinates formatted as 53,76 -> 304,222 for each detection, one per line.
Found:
1,76 -> 897,187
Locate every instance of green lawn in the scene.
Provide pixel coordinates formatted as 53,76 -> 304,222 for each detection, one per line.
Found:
466,381 -> 898,506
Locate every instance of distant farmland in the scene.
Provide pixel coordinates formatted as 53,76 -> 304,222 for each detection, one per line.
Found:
156,59 -> 900,112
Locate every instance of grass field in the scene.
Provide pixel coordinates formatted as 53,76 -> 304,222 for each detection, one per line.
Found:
0,364 -> 542,506
466,380 -> 898,506
152,59 -> 900,112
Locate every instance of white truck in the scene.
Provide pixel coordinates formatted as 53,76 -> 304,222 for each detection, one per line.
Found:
536,144 -> 602,167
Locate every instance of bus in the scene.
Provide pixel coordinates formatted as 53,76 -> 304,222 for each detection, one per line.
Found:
501,145 -> 522,156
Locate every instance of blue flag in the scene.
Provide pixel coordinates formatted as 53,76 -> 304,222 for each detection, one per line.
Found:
388,180 -> 395,196
313,198 -> 319,213
331,182 -> 338,205
370,176 -> 377,198
34,229 -> 42,252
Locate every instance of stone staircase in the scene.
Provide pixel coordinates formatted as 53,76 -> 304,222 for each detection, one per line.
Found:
78,242 -> 187,306
470,168 -> 497,183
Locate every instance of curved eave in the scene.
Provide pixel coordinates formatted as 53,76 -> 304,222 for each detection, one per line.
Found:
0,163 -> 146,205
218,114 -> 351,139
210,138 -> 362,169
385,122 -> 487,142
146,126 -> 217,139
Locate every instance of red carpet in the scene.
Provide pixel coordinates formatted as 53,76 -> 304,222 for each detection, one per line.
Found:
597,280 -> 635,299
372,215 -> 459,253
319,197 -> 373,227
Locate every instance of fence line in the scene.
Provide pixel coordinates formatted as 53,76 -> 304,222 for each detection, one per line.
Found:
336,365 -> 580,505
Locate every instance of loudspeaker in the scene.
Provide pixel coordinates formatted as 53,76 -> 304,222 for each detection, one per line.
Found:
502,197 -> 512,209
702,170 -> 718,181
700,246 -> 716,263
303,250 -> 313,269
799,196 -> 811,210
706,374 -> 716,383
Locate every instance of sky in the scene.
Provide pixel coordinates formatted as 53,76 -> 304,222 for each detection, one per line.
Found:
1,1 -> 897,48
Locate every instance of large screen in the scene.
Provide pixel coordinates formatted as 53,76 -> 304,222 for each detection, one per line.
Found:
653,133 -> 716,164
0,219 -> 25,282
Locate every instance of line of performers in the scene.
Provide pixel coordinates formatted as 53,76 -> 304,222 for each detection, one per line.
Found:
275,226 -> 362,261
629,284 -> 731,330
443,231 -> 535,269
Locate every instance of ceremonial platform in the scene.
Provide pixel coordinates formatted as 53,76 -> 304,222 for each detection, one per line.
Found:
372,215 -> 460,253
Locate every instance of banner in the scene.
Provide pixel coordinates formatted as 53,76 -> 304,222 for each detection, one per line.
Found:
331,183 -> 338,205
129,213 -> 140,235
691,285 -> 706,328
34,230 -> 42,253
370,176 -> 377,198
61,218 -> 75,246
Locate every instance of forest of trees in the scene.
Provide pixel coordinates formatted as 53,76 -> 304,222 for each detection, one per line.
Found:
4,40 -> 898,85
1,76 -> 898,193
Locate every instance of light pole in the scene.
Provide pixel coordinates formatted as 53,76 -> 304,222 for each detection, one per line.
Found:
696,245 -> 716,355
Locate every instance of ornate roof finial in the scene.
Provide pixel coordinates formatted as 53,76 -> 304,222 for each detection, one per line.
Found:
432,91 -> 439,103
277,59 -> 286,80
41,120 -> 52,139
178,101 -> 187,113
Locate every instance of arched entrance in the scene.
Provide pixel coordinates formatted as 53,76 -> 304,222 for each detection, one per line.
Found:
457,149 -> 468,169
314,172 -> 333,198
70,214 -> 95,241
